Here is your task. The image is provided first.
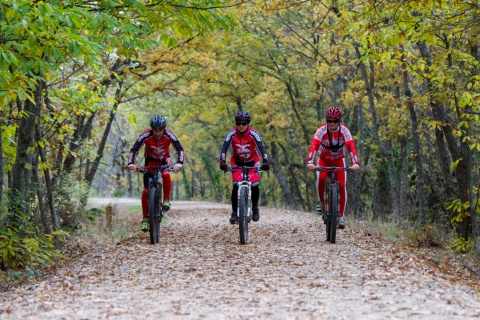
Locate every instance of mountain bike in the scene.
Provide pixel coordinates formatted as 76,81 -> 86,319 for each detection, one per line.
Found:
135,165 -> 174,244
227,166 -> 262,245
313,166 -> 351,244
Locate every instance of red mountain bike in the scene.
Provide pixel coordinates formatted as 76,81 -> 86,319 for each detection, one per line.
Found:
134,165 -> 173,244
313,166 -> 351,244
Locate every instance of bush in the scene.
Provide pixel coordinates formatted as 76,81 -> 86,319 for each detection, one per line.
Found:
405,224 -> 443,248
0,210 -> 67,290
54,173 -> 90,230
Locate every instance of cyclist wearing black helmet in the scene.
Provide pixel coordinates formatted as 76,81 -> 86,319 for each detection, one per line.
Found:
128,115 -> 184,232
219,111 -> 270,224
306,106 -> 360,229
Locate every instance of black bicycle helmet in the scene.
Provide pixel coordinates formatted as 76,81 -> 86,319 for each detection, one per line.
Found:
150,115 -> 167,129
235,111 -> 251,122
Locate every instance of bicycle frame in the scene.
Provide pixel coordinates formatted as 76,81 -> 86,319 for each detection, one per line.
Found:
136,165 -> 174,244
314,166 -> 350,244
237,168 -> 253,220
228,166 -> 261,245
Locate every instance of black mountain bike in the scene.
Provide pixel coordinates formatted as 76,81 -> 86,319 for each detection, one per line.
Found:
136,165 -> 173,244
228,166 -> 262,245
314,166 -> 351,244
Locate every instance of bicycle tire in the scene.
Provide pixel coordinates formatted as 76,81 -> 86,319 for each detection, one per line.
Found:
325,189 -> 331,242
329,186 -> 339,244
148,186 -> 160,244
238,186 -> 249,245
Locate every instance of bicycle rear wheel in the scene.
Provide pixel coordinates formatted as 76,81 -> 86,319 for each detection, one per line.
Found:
148,186 -> 161,244
328,186 -> 339,244
238,186 -> 249,245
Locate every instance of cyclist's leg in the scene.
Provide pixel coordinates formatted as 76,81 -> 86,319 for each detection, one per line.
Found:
317,158 -> 329,204
141,188 -> 149,218
230,183 -> 239,224
161,171 -> 171,200
251,183 -> 260,221
251,184 -> 259,207
231,183 -> 239,212
333,158 -> 347,217
161,171 -> 172,211
141,173 -> 151,231
250,170 -> 260,206
333,158 -> 348,228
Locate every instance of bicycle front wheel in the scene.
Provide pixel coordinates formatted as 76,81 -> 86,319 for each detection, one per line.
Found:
328,186 -> 339,244
148,186 -> 161,244
238,186 -> 249,245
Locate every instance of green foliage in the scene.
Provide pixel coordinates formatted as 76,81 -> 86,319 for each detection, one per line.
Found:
451,236 -> 474,253
447,199 -> 471,224
54,173 -> 90,230
0,210 -> 67,289
85,207 -> 105,222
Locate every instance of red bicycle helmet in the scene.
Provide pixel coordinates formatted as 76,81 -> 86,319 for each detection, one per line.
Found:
326,106 -> 343,120
235,111 -> 252,122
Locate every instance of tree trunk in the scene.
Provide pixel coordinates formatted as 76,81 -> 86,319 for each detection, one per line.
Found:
269,141 -> 298,208
63,114 -> 95,173
32,156 -> 50,233
399,137 -> 409,220
417,41 -> 472,239
35,122 -> 59,230
0,125 -> 3,214
11,77 -> 43,213
354,43 -> 401,217
400,53 -> 426,224
85,83 -> 123,185
346,102 -> 362,218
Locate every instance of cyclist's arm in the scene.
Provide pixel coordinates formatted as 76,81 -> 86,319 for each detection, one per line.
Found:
127,129 -> 150,169
250,129 -> 269,164
306,137 -> 321,168
164,130 -> 185,165
219,130 -> 235,164
345,140 -> 360,166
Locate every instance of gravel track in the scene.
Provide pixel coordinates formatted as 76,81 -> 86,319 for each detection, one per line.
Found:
1,200 -> 479,319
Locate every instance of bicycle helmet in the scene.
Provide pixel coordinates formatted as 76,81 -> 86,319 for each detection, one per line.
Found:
326,106 -> 343,120
150,115 -> 167,129
235,111 -> 252,122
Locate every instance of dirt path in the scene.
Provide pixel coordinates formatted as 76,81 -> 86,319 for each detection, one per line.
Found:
1,200 -> 479,319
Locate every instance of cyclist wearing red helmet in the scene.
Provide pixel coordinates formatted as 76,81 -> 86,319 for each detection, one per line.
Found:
128,115 -> 185,232
306,106 -> 360,229
219,111 -> 270,224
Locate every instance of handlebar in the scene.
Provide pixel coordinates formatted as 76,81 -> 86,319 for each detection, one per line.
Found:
311,166 -> 351,172
226,165 -> 262,173
132,165 -> 174,173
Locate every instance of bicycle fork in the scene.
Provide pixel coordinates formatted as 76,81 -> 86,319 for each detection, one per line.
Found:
237,182 -> 252,219
325,182 -> 340,218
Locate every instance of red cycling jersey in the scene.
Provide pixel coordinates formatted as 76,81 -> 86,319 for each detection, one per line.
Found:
306,124 -> 359,165
128,128 -> 185,166
219,126 -> 269,165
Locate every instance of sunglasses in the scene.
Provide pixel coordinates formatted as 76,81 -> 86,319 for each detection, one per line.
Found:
327,119 -> 339,124
236,122 -> 249,126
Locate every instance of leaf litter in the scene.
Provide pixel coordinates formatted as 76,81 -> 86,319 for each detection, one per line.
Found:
0,200 -> 479,319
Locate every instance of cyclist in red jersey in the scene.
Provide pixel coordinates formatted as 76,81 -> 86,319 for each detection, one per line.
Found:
219,111 -> 270,224
306,106 -> 360,229
127,115 -> 184,232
